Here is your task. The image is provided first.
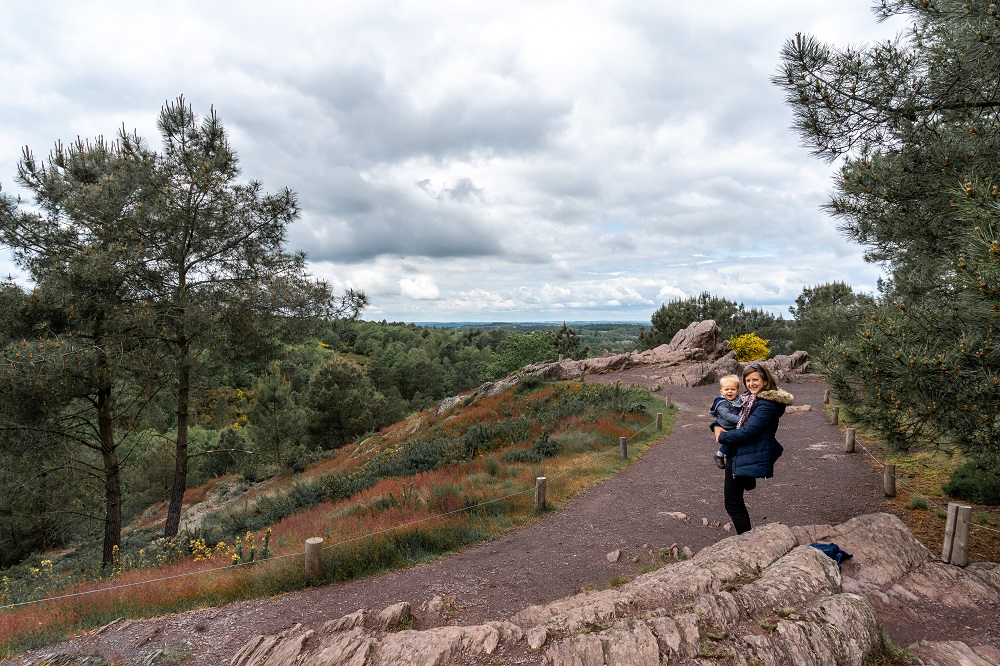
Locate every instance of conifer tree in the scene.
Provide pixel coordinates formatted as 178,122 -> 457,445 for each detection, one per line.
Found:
789,282 -> 875,356
552,322 -> 589,360
775,1 -> 1000,465
124,98 -> 367,537
1,97 -> 368,547
0,137 -> 159,566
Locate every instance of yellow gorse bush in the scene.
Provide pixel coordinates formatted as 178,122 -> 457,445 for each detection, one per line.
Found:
728,333 -> 770,362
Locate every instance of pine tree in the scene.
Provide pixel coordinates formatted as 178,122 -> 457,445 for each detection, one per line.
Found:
305,357 -> 383,448
775,1 -> 1000,466
552,322 -> 589,360
1,98 -> 368,548
789,282 -> 875,356
0,137 -> 159,566
127,98 -> 367,537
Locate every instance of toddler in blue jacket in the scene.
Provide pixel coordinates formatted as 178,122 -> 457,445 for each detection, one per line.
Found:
710,374 -> 742,468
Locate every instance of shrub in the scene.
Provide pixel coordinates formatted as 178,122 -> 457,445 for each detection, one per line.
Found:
485,457 -> 501,477
728,333 -> 770,362
502,431 -> 562,464
942,462 -> 1000,506
517,374 -> 544,392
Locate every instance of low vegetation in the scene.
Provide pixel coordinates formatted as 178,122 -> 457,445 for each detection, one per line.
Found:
0,379 -> 671,657
850,429 -> 1000,563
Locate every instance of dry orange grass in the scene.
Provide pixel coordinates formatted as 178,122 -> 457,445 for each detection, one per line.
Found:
0,381 -> 667,656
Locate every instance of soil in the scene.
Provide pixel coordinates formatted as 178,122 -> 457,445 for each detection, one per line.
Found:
7,373 -> 997,665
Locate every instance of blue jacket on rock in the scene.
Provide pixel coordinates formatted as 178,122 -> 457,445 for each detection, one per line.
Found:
716,388 -> 793,479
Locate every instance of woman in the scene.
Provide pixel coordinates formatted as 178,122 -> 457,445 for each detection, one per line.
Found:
712,362 -> 793,534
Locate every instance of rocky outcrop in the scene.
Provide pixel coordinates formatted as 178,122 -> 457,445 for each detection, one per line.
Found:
228,513 -> 1000,666
435,375 -> 520,415
521,320 -> 812,388
523,320 -> 728,386
433,322 -> 814,415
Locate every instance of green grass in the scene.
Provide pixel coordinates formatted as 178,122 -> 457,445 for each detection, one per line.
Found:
865,629 -> 918,665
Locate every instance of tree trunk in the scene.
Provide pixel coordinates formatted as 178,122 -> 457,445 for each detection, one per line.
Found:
164,358 -> 191,538
98,378 -> 122,568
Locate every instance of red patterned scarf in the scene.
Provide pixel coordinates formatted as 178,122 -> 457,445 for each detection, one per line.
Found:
736,391 -> 756,428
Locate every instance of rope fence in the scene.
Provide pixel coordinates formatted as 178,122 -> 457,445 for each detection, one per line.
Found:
1,405 -> 671,611
835,411 -> 1000,566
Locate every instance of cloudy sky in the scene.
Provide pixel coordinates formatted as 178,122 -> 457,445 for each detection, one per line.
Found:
0,2 -> 907,323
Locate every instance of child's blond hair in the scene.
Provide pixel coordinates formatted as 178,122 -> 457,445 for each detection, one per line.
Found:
719,374 -> 741,388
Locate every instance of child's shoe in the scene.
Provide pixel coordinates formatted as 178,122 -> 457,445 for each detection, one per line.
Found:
713,451 -> 726,469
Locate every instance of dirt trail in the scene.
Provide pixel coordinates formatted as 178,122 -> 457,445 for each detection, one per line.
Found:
10,374 -> 892,665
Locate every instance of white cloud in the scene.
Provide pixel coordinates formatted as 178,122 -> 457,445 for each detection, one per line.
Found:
399,275 -> 441,300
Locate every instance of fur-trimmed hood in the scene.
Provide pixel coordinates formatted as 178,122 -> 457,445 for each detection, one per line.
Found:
756,388 -> 794,405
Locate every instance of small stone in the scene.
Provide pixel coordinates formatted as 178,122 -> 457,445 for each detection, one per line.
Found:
378,602 -> 411,631
702,517 -> 709,526
630,556 -> 640,563
682,546 -> 693,559
527,626 -> 548,650
642,543 -> 649,549
606,549 -> 621,563
723,523 -> 732,532
422,596 -> 445,617
660,511 -> 689,523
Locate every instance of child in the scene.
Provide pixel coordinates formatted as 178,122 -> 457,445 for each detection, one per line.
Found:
710,374 -> 743,469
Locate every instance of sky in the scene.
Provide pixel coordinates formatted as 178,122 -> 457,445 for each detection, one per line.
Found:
0,2 -> 908,323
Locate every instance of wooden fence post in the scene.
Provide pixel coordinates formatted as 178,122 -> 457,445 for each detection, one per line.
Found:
952,505 -> 973,567
656,412 -> 663,430
883,464 -> 896,497
666,394 -> 673,407
305,537 -> 324,580
845,428 -> 856,453
941,502 -> 959,563
619,436 -> 628,459
580,369 -> 586,383
823,389 -> 831,404
941,502 -> 973,566
534,477 -> 547,511
830,406 -> 840,426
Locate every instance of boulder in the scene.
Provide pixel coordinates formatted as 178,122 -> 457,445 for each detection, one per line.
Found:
666,319 -> 723,357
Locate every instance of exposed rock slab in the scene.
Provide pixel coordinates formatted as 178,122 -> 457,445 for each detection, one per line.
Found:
228,513 -> 998,665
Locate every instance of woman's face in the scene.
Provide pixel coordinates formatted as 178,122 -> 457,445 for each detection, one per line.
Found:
744,371 -> 764,394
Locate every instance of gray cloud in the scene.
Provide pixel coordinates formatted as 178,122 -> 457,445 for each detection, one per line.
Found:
0,1 -> 900,322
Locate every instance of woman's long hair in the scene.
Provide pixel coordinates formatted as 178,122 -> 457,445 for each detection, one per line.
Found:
741,361 -> 777,392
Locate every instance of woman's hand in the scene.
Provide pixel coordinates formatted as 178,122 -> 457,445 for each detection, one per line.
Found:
713,425 -> 725,442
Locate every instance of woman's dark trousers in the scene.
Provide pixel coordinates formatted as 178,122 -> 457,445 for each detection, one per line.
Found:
724,457 -> 755,534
